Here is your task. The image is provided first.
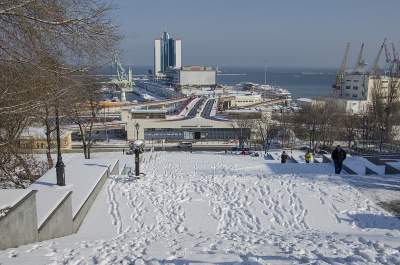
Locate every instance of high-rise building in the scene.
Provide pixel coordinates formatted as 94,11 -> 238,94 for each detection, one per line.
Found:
154,32 -> 181,77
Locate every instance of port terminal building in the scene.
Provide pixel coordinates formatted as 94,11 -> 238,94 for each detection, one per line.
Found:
334,73 -> 399,113
165,66 -> 217,88
121,108 -> 250,142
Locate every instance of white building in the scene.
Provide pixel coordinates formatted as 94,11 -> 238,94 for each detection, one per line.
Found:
233,94 -> 262,107
167,66 -> 216,87
335,73 -> 399,113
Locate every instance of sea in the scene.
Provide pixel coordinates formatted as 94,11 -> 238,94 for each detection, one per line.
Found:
122,66 -> 338,100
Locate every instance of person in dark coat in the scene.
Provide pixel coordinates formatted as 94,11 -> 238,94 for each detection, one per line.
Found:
331,145 -> 346,174
281,151 -> 289,164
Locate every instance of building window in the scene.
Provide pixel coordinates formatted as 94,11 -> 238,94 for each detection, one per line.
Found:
352,94 -> 357,98
345,93 -> 350,97
353,86 -> 358,90
346,86 -> 351,89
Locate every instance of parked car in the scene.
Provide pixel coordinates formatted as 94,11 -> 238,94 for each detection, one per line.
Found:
178,142 -> 193,149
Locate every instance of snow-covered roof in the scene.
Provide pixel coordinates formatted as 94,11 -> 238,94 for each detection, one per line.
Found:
20,127 -> 70,140
130,109 -> 167,114
225,109 -> 261,113
296,97 -> 314,103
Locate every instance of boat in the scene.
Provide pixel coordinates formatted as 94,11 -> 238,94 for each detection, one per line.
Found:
234,83 -> 292,101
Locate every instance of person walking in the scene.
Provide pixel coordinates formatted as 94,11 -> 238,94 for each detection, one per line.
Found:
331,145 -> 346,174
281,151 -> 289,164
305,150 -> 313,163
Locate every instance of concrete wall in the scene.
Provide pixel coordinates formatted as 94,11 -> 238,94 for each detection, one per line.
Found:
73,160 -> 119,232
1,160 -> 120,250
385,164 -> 400,175
38,191 -> 73,241
110,160 -> 120,175
0,191 -> 38,250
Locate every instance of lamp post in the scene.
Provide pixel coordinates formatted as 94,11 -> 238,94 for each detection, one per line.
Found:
135,122 -> 140,140
55,106 -> 65,186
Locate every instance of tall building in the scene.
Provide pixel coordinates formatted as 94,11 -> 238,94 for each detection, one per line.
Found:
154,32 -> 182,77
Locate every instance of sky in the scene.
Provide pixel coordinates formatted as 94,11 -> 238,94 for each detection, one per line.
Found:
112,0 -> 400,69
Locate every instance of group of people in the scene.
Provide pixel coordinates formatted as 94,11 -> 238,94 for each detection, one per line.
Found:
280,145 -> 347,174
280,150 -> 313,164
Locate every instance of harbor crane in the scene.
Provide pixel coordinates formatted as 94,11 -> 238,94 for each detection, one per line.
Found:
371,39 -> 386,76
354,43 -> 367,73
333,42 -> 350,97
109,51 -> 134,97
384,40 -> 400,76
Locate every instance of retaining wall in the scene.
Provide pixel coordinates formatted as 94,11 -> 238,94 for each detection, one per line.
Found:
38,191 -> 73,241
0,191 -> 38,250
1,159 -> 120,250
72,160 -> 119,232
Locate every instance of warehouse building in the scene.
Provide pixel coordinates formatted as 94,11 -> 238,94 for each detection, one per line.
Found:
166,66 -> 216,87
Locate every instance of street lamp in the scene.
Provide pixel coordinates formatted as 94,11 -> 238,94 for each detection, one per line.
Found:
55,107 -> 65,186
135,122 -> 140,140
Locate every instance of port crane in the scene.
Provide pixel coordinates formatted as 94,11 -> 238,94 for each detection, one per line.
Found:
371,39 -> 386,76
384,41 -> 400,76
109,52 -> 134,96
354,43 -> 367,73
333,42 -> 350,97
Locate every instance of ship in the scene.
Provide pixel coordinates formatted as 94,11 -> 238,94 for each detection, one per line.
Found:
234,82 -> 292,101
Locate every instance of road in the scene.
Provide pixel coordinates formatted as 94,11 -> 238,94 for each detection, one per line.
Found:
183,97 -> 206,119
200,98 -> 215,119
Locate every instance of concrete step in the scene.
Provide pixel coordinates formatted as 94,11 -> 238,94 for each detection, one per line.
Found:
265,163 -> 335,175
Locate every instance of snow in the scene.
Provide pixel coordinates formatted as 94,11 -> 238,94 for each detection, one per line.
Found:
167,97 -> 200,120
209,97 -> 218,117
387,162 -> 400,171
30,157 -> 118,217
1,151 -> 400,264
344,156 -> 386,175
0,189 -> 31,210
35,189 -> 71,227
178,97 -> 199,116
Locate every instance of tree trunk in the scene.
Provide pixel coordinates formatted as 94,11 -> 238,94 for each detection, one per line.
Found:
45,125 -> 53,169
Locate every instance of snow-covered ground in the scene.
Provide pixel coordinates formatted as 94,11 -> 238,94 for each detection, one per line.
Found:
1,151 -> 400,264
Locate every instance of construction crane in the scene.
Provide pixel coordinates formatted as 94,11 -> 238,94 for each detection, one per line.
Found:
384,39 -> 391,64
391,42 -> 400,76
383,39 -> 394,74
110,51 -> 134,92
354,43 -> 366,72
333,42 -> 350,97
371,40 -> 386,76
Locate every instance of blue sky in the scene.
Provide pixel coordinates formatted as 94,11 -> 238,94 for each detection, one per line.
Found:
113,0 -> 400,68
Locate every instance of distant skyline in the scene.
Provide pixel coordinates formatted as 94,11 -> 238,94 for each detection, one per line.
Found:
113,0 -> 400,68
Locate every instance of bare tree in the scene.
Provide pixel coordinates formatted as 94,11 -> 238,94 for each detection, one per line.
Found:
69,76 -> 103,159
341,113 -> 359,149
254,114 -> 279,152
293,101 -> 340,152
368,76 -> 400,151
0,0 -> 120,187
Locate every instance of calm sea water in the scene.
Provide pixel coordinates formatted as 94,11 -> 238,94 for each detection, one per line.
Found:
216,67 -> 337,99
125,66 -> 338,99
